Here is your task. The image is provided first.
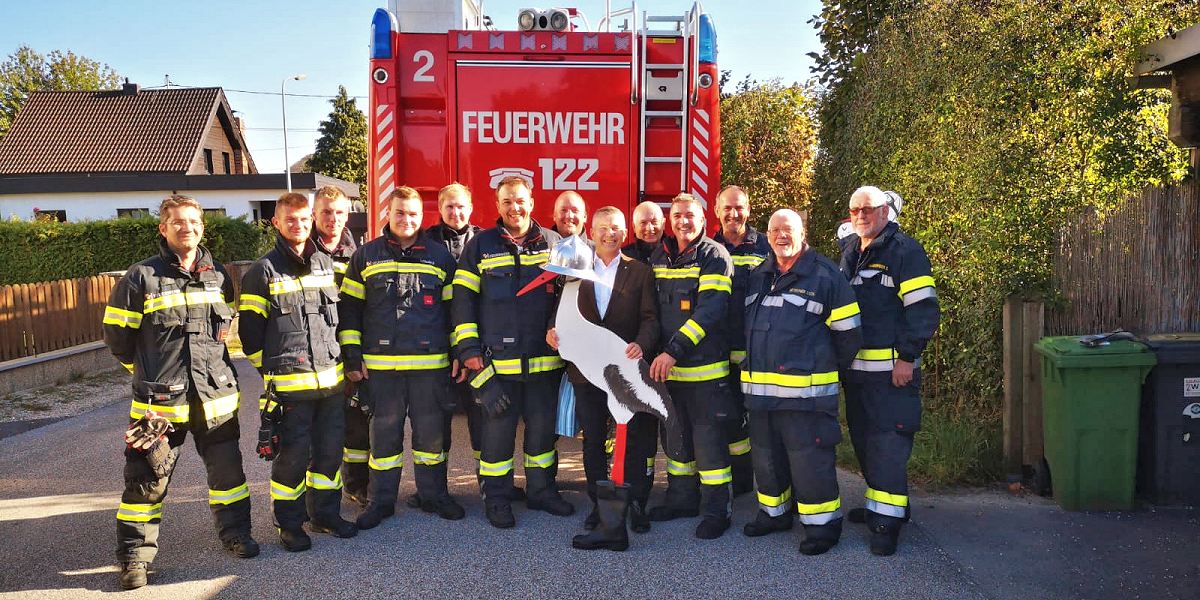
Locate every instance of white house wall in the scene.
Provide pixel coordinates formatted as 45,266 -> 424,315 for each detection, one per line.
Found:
0,189 -> 308,222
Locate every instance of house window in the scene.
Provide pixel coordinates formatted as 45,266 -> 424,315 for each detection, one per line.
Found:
117,208 -> 151,219
203,208 -> 227,217
34,209 -> 66,222
222,152 -> 231,174
204,149 -> 214,174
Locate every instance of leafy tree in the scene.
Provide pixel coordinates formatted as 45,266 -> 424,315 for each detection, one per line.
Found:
720,77 -> 819,230
0,45 -> 120,139
307,85 -> 367,186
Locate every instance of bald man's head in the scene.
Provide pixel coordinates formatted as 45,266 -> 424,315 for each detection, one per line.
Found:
766,209 -> 807,261
553,191 -> 587,236
631,201 -> 664,244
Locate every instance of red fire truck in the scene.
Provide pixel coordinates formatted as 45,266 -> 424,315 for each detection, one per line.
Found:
367,1 -> 721,233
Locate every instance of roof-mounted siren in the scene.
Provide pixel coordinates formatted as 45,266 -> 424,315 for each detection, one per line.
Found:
518,7 -> 574,32
698,13 -> 717,64
370,8 -> 398,60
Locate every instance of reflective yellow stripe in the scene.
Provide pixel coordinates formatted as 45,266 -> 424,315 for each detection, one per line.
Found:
865,487 -> 909,507
653,266 -> 700,279
453,322 -> 479,344
728,437 -> 751,456
825,301 -> 861,326
369,453 -> 403,471
524,449 -> 556,468
520,252 -> 550,266
269,274 -> 336,295
305,469 -> 343,490
797,497 -> 841,515
209,483 -> 250,505
144,289 -> 225,313
340,278 -> 366,300
263,363 -> 344,392
238,293 -> 269,318
332,261 -> 348,274
116,502 -> 163,522
740,370 -> 839,387
361,260 -> 447,280
758,487 -> 792,507
470,364 -> 495,388
731,255 -> 765,268
103,306 -> 143,329
414,450 -> 448,465
258,395 -> 280,412
898,275 -> 936,296
679,319 -> 706,345
697,273 -> 732,293
270,479 -> 305,501
453,270 -> 481,292
130,401 -> 189,423
857,348 -> 898,361
343,447 -> 369,463
338,329 -> 362,346
479,255 -> 515,270
201,392 -> 240,423
121,362 -> 135,373
699,466 -> 732,485
493,356 -> 564,375
441,285 -> 454,301
479,458 -> 513,476
729,350 -> 746,365
667,361 -> 730,382
246,350 -> 263,368
666,459 -> 696,476
362,353 -> 450,371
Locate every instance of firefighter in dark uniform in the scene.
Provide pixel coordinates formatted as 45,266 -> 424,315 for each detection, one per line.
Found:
451,175 -> 573,529
104,195 -> 257,590
712,185 -> 771,497
340,187 -> 464,528
838,185 -> 940,556
621,200 -> 664,263
647,193 -> 736,540
239,192 -> 358,551
741,209 -> 863,555
310,185 -> 366,506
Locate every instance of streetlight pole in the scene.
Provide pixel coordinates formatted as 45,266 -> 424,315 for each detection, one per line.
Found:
281,73 -> 307,192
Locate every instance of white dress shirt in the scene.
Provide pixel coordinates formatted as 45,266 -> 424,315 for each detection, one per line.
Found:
593,252 -> 621,318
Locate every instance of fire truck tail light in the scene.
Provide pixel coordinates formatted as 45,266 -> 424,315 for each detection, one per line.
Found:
371,8 -> 397,60
698,14 -> 717,64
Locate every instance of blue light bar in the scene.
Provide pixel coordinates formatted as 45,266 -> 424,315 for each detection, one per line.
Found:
371,9 -> 397,60
698,14 -> 717,64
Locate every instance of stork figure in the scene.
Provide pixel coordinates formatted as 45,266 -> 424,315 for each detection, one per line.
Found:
517,235 -> 682,550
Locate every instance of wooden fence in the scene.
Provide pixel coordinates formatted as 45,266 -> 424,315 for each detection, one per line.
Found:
0,262 -> 251,363
1048,182 -> 1200,336
0,275 -> 119,362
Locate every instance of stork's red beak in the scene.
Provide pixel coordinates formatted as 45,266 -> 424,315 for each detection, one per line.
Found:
516,270 -> 559,296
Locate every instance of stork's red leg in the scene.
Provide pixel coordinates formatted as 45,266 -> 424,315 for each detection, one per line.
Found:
610,423 -> 628,486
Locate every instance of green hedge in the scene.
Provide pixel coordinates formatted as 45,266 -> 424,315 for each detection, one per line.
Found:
0,215 -> 273,284
809,0 -> 1199,484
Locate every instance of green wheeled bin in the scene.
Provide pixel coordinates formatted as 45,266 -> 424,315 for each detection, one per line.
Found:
1034,336 -> 1157,511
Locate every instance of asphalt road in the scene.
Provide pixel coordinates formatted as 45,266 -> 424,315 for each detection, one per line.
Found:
0,360 -> 1196,599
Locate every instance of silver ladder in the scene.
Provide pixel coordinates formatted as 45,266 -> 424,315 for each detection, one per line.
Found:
637,8 -> 693,200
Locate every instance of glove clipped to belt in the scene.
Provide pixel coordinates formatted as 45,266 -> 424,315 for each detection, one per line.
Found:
468,364 -> 510,417
256,384 -> 285,461
125,410 -> 175,479
346,379 -> 374,418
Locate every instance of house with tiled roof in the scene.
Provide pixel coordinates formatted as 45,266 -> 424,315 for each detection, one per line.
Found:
0,82 -> 358,222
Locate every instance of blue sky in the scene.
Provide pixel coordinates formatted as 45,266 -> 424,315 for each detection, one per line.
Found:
5,0 -> 823,175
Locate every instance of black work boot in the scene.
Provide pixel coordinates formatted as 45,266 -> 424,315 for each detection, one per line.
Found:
869,522 -> 901,556
119,561 -> 148,590
310,515 -> 359,538
629,501 -> 651,533
527,490 -> 575,516
572,480 -> 630,551
279,527 -> 312,552
695,516 -> 731,539
485,501 -> 515,529
798,519 -> 843,556
583,503 -> 600,530
418,495 -> 466,521
222,532 -> 261,558
743,509 -> 794,537
851,506 -> 911,524
355,504 -> 395,530
647,504 -> 699,522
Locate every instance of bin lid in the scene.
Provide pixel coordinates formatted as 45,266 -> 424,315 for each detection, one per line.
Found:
1034,336 -> 1157,368
1144,333 -> 1200,365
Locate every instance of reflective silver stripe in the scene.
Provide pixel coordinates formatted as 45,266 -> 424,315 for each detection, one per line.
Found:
761,296 -> 783,307
740,381 -> 840,399
799,508 -> 843,525
744,293 -> 758,307
880,274 -> 895,288
902,286 -> 937,306
805,299 -> 825,314
865,498 -> 906,518
781,293 -> 807,308
829,314 -> 862,331
857,269 -> 881,278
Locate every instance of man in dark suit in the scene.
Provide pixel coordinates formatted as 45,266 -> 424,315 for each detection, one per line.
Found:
548,206 -> 659,535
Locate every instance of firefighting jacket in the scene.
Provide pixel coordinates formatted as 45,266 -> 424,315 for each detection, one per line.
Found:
838,221 -> 940,371
621,238 -> 657,264
649,234 -> 734,383
337,226 -> 456,373
102,238 -> 241,429
312,226 -> 357,287
426,221 -> 482,261
238,234 -> 344,400
714,225 -> 771,365
451,219 -> 564,381
742,248 -> 863,412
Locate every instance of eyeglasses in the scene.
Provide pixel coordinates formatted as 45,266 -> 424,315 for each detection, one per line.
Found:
848,205 -> 882,216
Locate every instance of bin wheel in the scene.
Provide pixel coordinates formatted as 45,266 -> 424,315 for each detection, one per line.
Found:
1032,457 -> 1052,497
